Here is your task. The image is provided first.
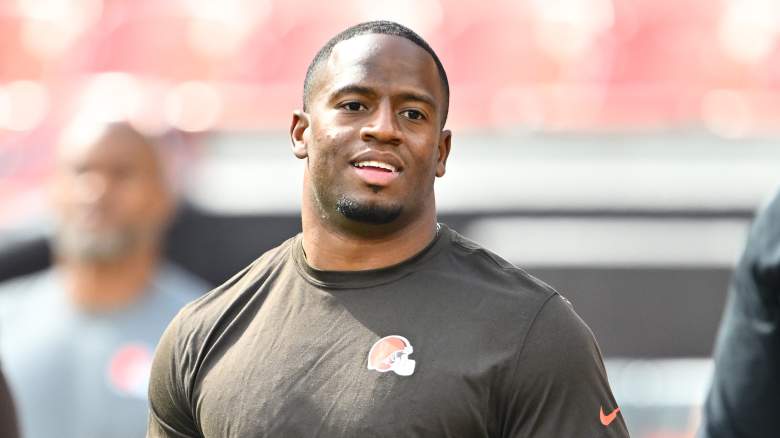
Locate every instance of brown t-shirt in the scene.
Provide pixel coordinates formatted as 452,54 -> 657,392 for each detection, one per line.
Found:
148,224 -> 629,437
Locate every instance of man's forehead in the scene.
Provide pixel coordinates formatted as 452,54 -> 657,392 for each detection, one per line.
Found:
58,127 -> 155,169
329,34 -> 425,65
319,33 -> 442,97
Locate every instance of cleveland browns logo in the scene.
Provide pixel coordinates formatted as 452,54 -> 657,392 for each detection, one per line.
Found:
367,335 -> 416,376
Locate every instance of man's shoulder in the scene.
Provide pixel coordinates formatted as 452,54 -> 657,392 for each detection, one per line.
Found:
169,236 -> 296,333
443,226 -> 558,301
436,228 -> 597,377
0,269 -> 64,338
0,269 -> 59,309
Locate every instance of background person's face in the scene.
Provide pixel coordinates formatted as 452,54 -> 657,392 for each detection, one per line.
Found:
301,34 -> 451,229
51,127 -> 172,261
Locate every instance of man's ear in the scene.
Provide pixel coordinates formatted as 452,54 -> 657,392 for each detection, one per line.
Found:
290,110 -> 310,159
435,129 -> 452,177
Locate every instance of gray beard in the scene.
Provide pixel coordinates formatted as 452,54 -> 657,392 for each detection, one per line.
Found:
335,195 -> 402,225
53,225 -> 143,262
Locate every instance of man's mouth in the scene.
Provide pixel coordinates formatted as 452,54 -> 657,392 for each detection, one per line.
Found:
352,160 -> 397,173
351,160 -> 400,186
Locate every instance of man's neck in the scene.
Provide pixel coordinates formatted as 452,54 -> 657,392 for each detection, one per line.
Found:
59,248 -> 160,313
301,198 -> 438,271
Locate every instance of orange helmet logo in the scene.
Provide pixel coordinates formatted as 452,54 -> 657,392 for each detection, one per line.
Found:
367,335 -> 416,376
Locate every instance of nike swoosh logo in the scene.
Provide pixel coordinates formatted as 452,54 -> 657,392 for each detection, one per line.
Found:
600,406 -> 620,426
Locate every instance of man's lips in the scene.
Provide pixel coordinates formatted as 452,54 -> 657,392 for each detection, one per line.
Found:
352,163 -> 400,186
349,150 -> 404,173
353,160 -> 397,172
349,153 -> 403,187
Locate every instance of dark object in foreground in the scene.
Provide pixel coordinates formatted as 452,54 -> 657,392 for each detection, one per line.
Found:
700,190 -> 780,438
0,366 -> 19,438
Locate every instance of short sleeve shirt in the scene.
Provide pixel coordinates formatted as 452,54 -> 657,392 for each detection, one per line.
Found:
148,225 -> 629,437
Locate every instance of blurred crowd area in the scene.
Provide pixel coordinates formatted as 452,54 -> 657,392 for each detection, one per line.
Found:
3,0 -> 780,221
2,1 -> 780,437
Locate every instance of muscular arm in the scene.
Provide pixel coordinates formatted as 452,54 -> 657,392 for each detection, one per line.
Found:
147,314 -> 201,438
498,294 -> 630,437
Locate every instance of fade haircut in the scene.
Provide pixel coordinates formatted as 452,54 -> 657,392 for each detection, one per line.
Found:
302,20 -> 450,126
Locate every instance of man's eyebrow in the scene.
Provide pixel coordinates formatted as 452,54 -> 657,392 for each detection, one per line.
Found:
396,91 -> 436,109
329,85 -> 377,100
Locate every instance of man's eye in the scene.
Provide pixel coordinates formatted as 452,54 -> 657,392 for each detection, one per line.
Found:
401,109 -> 425,121
341,102 -> 366,111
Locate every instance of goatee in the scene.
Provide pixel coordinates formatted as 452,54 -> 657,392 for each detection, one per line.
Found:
335,195 -> 402,224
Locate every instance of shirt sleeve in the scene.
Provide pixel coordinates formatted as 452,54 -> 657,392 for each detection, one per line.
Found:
497,294 -> 629,438
147,312 -> 201,438
699,191 -> 780,438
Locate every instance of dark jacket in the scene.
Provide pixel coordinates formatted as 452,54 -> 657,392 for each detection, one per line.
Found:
701,190 -> 780,438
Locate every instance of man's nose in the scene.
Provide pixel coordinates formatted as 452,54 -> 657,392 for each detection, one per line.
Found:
74,172 -> 109,204
360,101 -> 402,145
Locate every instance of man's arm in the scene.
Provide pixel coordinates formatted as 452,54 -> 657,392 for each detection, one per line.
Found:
498,294 -> 629,437
147,313 -> 201,438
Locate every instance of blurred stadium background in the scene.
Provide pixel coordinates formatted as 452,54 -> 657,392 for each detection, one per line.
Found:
2,0 -> 780,436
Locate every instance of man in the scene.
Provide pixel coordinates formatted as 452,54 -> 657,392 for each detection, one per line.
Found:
0,122 -> 209,438
699,189 -> 780,438
148,21 -> 628,437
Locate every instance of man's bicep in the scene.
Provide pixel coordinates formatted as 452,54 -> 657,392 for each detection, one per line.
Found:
148,411 -> 199,438
147,316 -> 201,438
499,294 -> 629,438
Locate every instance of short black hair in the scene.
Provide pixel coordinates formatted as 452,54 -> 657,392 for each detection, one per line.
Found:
302,20 -> 450,126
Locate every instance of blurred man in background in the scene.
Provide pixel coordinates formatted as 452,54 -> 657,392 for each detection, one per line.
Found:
700,189 -> 780,438
0,121 -> 209,438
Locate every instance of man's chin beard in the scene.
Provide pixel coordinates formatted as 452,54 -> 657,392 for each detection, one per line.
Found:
335,195 -> 402,225
53,226 -> 141,262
